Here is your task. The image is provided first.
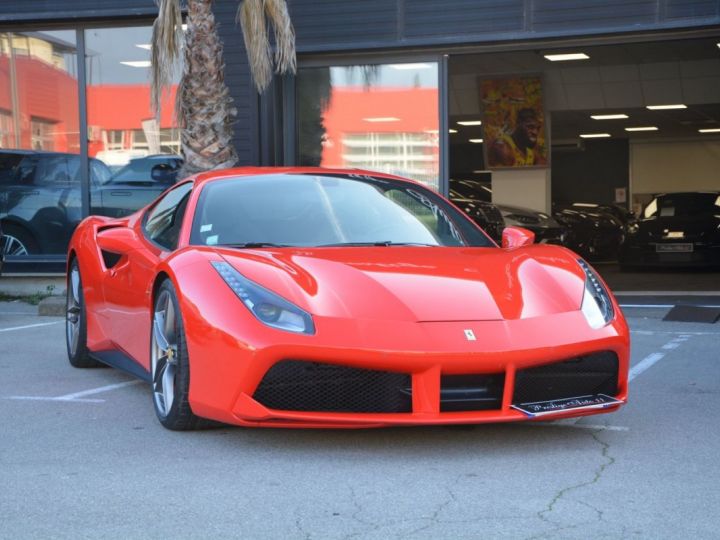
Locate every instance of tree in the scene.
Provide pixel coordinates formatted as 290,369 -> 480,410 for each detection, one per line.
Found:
151,0 -> 296,176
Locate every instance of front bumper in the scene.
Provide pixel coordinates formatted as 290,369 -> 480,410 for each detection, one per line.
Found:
184,308 -> 630,428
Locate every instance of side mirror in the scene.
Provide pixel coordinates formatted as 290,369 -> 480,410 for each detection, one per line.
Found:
502,226 -> 535,249
151,163 -> 178,183
96,227 -> 138,255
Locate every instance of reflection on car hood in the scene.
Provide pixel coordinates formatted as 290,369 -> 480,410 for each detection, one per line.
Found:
216,246 -> 585,322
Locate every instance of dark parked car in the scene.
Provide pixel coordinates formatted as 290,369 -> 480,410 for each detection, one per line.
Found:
619,191 -> 720,268
0,150 -> 181,255
450,179 -> 565,244
553,203 -> 625,261
449,194 -> 505,242
0,221 -> 4,274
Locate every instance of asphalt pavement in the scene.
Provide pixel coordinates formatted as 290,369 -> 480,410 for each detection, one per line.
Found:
0,299 -> 719,539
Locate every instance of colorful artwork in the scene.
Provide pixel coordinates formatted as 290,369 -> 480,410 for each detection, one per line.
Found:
481,76 -> 549,169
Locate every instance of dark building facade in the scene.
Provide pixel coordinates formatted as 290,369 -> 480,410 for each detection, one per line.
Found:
0,1 -> 719,269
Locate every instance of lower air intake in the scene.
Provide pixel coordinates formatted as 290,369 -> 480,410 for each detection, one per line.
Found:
253,360 -> 412,413
512,351 -> 619,404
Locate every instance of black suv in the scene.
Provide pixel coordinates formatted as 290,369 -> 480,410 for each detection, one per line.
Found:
0,150 -> 182,255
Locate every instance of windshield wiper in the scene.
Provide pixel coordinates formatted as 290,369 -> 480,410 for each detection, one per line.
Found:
220,242 -> 290,248
317,241 -> 437,247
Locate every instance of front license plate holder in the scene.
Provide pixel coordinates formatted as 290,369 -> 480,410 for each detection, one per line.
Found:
656,243 -> 693,253
511,394 -> 624,417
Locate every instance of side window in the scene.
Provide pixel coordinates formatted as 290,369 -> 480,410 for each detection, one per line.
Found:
143,182 -> 193,250
34,156 -> 72,187
90,160 -> 112,185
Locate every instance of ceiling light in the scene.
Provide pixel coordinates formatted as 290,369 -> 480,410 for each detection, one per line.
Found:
120,61 -> 152,68
580,133 -> 611,138
457,120 -> 483,126
389,63 -> 432,70
699,128 -> 720,133
625,126 -> 658,132
646,104 -> 687,110
591,114 -> 628,120
469,139 -> 484,143
182,24 -> 188,31
135,44 -> 152,50
544,53 -> 589,62
363,117 -> 400,123
448,129 -> 458,134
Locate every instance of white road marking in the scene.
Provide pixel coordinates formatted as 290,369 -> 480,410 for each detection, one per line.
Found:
0,321 -> 63,333
628,352 -> 666,381
56,380 -> 141,400
534,422 -> 629,432
632,330 -> 717,336
4,380 -> 142,404
662,342 -> 681,350
7,396 -> 104,403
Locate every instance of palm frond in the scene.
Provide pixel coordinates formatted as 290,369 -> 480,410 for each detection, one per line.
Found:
237,0 -> 296,93
237,0 -> 272,93
151,0 -> 183,118
264,0 -> 296,75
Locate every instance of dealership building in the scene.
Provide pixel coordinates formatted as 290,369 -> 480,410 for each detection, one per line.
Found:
0,1 -> 719,274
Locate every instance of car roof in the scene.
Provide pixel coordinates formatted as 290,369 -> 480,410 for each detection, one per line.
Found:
191,167 -> 423,188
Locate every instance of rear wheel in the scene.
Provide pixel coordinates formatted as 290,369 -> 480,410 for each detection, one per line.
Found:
66,259 -> 100,368
2,224 -> 37,255
151,280 -> 205,430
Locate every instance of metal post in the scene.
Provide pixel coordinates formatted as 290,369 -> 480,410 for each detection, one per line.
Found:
439,54 -> 449,196
76,29 -> 90,218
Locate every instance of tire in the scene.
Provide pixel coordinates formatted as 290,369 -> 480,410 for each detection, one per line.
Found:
2,223 -> 38,255
151,280 -> 206,430
66,258 -> 101,368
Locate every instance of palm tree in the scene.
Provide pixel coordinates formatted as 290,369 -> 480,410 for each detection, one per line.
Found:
151,0 -> 296,176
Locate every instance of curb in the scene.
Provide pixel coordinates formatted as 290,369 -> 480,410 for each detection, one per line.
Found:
38,296 -> 66,317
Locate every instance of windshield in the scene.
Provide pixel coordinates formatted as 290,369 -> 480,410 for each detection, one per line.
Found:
644,193 -> 720,218
190,174 -> 494,248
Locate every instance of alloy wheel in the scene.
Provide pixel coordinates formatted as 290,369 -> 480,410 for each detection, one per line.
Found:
66,266 -> 82,357
152,290 -> 179,417
3,234 -> 29,256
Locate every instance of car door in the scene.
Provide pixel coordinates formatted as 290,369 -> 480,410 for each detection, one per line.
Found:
99,182 -> 193,370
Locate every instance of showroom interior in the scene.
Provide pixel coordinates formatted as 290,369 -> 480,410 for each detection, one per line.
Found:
0,0 -> 719,292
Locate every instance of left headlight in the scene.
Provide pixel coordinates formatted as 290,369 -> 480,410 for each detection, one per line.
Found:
578,259 -> 614,329
212,261 -> 315,335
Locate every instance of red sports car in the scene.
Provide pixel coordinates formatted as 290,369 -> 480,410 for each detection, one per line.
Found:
66,167 -> 629,430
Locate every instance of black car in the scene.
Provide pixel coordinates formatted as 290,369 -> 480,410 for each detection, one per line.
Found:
0,150 -> 181,255
0,221 -> 4,274
553,203 -> 626,261
619,191 -> 720,268
451,179 -> 565,244
449,195 -> 505,242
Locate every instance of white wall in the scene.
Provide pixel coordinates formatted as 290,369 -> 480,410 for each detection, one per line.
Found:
631,140 -> 720,195
491,168 -> 551,213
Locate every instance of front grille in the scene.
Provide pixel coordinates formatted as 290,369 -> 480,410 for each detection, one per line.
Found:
440,373 -> 504,412
253,360 -> 412,413
512,351 -> 619,404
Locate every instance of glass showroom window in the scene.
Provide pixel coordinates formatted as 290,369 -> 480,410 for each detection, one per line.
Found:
296,62 -> 440,191
0,30 -> 80,258
85,26 -> 183,220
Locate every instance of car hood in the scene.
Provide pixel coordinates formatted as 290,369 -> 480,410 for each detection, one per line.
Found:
214,246 -> 586,322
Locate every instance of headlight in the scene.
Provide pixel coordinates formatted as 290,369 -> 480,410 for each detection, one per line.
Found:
212,261 -> 315,334
627,222 -> 639,235
578,259 -> 614,328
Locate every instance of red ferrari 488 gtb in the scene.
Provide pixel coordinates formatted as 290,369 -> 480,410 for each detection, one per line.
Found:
66,168 -> 629,430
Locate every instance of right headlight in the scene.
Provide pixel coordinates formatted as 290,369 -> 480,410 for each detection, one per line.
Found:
578,259 -> 614,329
212,261 -> 315,335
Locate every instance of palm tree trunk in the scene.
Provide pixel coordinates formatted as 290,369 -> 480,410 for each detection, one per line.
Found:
177,0 -> 238,176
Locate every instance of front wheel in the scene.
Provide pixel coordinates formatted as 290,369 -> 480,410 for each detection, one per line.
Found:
151,280 -> 205,430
